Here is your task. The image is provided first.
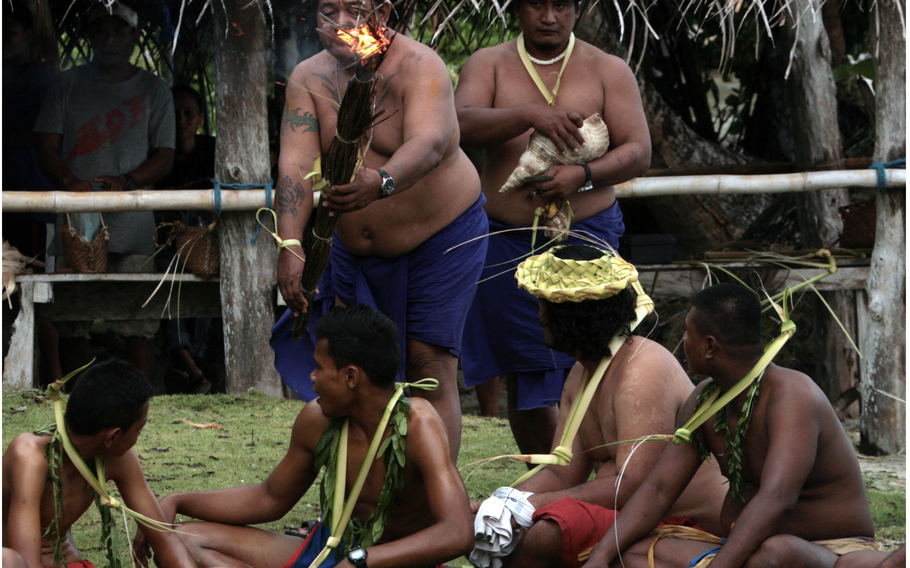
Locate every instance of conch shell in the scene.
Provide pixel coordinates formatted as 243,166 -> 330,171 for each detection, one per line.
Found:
499,114 -> 610,193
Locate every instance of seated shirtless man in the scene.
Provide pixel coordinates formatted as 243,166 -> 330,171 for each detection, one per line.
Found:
585,283 -> 881,568
470,246 -> 726,568
2,359 -> 197,568
144,304 -> 474,568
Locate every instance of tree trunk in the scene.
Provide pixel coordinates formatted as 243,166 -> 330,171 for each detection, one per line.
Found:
576,11 -> 773,256
783,0 -> 858,409
860,0 -> 906,454
213,0 -> 282,396
30,0 -> 59,75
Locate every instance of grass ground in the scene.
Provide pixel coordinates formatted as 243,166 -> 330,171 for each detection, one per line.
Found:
2,389 -> 904,567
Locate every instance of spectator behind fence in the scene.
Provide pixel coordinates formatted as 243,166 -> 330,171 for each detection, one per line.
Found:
35,1 -> 175,384
2,0 -> 56,263
155,84 -> 216,394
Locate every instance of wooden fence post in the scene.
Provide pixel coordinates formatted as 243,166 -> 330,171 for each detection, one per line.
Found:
860,0 -> 906,454
212,0 -> 282,396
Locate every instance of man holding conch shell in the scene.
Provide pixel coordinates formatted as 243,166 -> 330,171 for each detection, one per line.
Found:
455,0 -> 651,458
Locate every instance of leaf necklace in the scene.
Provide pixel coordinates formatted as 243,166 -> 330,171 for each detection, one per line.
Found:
37,360 -> 181,568
309,379 -> 439,568
691,372 -> 764,503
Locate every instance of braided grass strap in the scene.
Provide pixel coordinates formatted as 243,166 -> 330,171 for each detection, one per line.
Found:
515,245 -> 639,303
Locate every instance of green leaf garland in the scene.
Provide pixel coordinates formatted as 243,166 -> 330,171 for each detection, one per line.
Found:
315,396 -> 411,559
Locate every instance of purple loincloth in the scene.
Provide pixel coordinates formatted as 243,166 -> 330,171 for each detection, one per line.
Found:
271,195 -> 488,400
461,201 -> 624,410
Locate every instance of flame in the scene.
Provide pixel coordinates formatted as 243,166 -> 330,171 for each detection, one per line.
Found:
335,24 -> 389,59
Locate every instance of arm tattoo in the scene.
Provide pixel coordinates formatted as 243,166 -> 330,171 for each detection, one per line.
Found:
277,174 -> 306,219
282,107 -> 319,133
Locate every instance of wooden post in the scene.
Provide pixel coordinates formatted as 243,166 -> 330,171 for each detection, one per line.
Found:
860,0 -> 906,454
783,0 -> 858,408
212,0 -> 282,396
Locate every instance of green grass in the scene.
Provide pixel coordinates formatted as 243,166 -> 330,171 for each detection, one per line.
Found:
865,476 -> 906,544
3,389 -> 904,566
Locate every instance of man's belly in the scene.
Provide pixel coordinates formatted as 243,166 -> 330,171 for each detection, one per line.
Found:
336,154 -> 480,257
481,185 -> 616,227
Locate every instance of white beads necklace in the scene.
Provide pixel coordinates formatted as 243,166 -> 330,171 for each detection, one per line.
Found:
528,47 -> 569,66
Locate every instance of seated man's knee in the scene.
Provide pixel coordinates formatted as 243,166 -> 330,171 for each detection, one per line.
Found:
745,534 -> 835,568
512,520 -> 564,568
3,547 -> 28,568
833,550 -> 895,568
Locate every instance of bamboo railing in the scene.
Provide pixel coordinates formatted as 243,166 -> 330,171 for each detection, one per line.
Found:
2,169 -> 904,212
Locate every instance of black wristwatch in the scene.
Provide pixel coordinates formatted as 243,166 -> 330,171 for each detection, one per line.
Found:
123,173 -> 137,191
577,163 -> 593,193
377,169 -> 395,198
348,547 -> 368,568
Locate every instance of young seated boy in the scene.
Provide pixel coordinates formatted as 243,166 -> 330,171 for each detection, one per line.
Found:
2,358 -> 197,568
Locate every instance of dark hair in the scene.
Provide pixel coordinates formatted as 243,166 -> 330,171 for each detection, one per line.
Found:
315,304 -> 401,388
540,245 -> 638,361
515,0 -> 581,9
5,1 -> 34,30
171,85 -> 204,113
65,359 -> 154,436
690,283 -> 763,347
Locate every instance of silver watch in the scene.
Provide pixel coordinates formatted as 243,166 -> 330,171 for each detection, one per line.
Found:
378,169 -> 395,198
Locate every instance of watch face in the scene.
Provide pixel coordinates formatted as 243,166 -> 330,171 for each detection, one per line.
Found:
349,548 -> 366,562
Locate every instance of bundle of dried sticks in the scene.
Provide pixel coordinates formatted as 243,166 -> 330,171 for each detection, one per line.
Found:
293,21 -> 390,339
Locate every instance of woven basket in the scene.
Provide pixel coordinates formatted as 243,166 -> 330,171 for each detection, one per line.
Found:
175,223 -> 219,278
839,200 -> 876,249
61,213 -> 108,273
515,245 -> 638,302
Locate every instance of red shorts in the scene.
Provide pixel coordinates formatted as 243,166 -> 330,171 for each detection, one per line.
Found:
45,561 -> 96,568
532,498 -> 707,568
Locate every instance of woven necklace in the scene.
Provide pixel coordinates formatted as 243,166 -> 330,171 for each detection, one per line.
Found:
517,32 -> 575,106
309,379 -> 438,568
691,373 -> 764,503
314,396 -> 409,557
35,423 -> 123,568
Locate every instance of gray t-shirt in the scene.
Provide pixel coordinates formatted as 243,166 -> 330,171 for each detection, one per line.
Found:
35,64 -> 175,255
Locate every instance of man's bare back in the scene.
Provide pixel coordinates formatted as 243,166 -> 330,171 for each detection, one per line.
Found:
701,364 -> 874,541
281,32 -> 480,258
456,37 -> 650,226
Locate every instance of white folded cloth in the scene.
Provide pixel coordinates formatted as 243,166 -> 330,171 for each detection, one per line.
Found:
468,487 -> 536,568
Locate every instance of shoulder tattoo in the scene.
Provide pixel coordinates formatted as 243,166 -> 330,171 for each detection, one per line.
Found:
375,71 -> 400,109
277,174 -> 306,219
313,72 -> 342,109
282,107 -> 319,133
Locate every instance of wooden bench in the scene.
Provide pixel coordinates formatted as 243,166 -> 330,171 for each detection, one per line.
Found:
2,259 -> 870,390
4,273 -> 221,389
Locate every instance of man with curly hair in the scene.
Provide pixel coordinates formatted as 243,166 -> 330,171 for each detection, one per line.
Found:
470,245 -> 726,568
